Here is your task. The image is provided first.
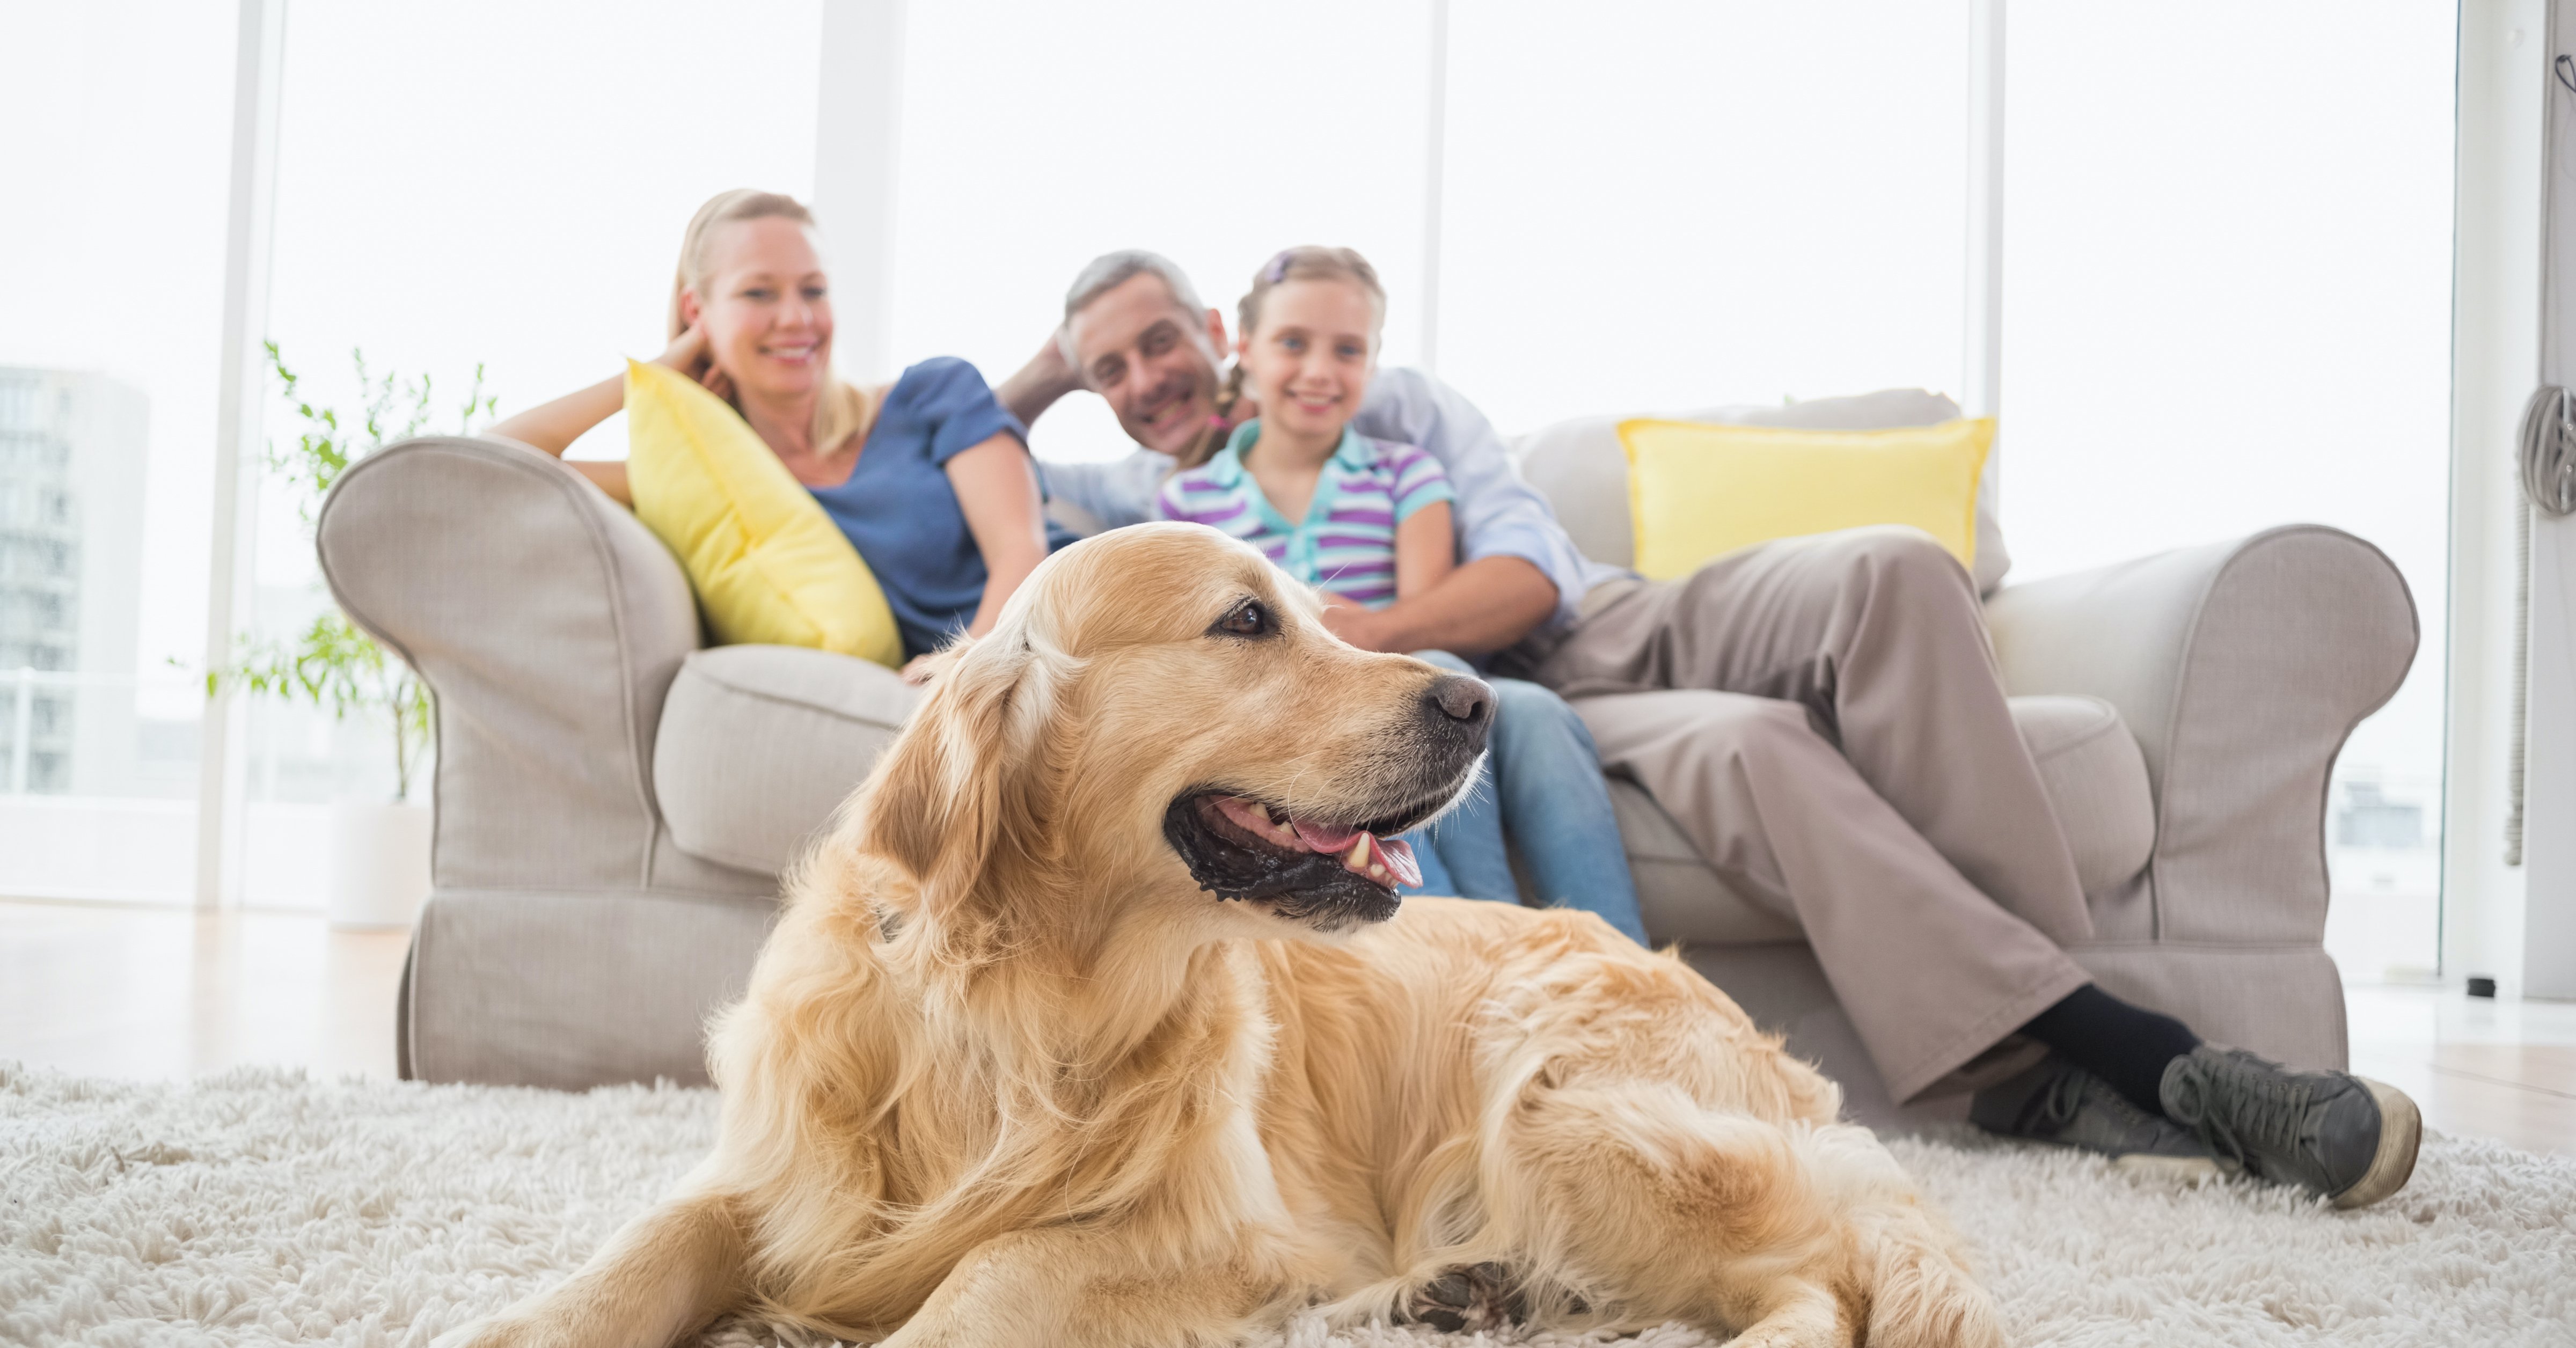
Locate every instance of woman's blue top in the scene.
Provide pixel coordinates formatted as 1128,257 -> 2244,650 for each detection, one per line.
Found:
806,357 -> 1077,660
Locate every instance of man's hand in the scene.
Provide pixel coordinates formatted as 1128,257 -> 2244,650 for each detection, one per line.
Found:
1313,557 -> 1558,656
997,332 -> 1087,427
1314,591 -> 1386,650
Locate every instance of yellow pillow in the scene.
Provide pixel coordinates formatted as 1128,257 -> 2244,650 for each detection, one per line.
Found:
624,360 -> 903,668
1616,417 -> 1994,581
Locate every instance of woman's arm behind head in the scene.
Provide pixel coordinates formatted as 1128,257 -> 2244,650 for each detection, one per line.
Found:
568,459 -> 632,506
484,325 -> 722,497
485,372 -> 625,460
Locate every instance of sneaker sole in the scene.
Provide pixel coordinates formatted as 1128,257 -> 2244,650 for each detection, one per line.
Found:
2330,1077 -> 2423,1209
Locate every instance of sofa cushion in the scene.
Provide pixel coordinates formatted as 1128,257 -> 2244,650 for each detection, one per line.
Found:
1513,388 -> 2013,595
625,362 -> 905,667
1617,416 -> 1993,580
653,644 -> 919,876
1614,778 -> 1805,946
1615,693 -> 2154,945
2010,694 -> 2157,896
657,658 -> 2150,925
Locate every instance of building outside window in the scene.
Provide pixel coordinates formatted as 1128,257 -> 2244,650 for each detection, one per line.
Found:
0,369 -> 147,795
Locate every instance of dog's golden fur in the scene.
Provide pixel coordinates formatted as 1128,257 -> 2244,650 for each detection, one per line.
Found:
447,523 -> 2001,1348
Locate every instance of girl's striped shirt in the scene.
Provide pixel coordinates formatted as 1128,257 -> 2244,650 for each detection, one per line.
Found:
1155,420 -> 1453,608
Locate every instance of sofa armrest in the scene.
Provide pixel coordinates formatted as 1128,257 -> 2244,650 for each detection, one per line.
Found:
1982,525 -> 2416,944
317,436 -> 760,897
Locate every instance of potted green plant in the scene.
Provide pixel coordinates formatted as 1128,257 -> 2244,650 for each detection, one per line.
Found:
213,343 -> 493,928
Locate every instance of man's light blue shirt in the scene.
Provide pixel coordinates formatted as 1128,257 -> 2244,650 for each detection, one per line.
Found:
1038,367 -> 1627,635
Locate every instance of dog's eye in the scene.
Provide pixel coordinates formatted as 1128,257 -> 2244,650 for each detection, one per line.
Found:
1210,598 -> 1274,639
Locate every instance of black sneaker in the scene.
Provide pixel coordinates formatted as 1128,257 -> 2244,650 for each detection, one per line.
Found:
2159,1044 -> 2422,1208
1970,1058 -> 2219,1177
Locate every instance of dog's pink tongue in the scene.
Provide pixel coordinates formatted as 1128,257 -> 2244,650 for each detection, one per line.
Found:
1290,818 -> 1421,888
1371,834 -> 1424,889
1290,818 -> 1362,853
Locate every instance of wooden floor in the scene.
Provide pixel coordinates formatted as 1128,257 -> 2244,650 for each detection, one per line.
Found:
1,900 -> 2571,1156
0,900 -> 406,1081
2346,982 -> 2576,1157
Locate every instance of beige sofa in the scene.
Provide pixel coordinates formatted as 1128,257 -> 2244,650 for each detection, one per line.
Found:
318,390 -> 2416,1124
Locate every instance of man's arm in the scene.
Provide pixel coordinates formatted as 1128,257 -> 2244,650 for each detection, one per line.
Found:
996,335 -> 1086,429
1319,555 -> 1558,657
994,333 -> 1172,533
1351,368 -> 1620,645
1037,452 -> 1174,533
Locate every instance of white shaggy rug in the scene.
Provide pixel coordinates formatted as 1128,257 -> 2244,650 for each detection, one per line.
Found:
4,1065 -> 2572,1346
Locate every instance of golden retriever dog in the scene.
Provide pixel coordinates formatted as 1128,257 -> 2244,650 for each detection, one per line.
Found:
443,522 -> 2000,1348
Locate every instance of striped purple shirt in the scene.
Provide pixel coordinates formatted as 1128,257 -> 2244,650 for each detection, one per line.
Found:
1156,421 -> 1453,608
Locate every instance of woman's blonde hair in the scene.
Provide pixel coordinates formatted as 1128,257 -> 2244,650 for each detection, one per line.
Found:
671,189 -> 875,457
1176,246 -> 1387,470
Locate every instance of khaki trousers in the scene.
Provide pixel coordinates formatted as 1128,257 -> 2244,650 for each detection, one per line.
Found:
1512,526 -> 2094,1101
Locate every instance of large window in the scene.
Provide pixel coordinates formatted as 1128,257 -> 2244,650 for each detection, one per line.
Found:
888,0 -> 1437,465
889,0 -> 2455,980
2003,2 -> 2457,981
241,0 -> 826,906
0,2 -> 235,900
891,1 -> 1975,454
1438,1 -> 1973,430
0,3 -> 2465,962
265,0 -> 826,471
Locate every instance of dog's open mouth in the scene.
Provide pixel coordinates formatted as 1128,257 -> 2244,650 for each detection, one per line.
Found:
1163,789 -> 1446,929
1207,795 -> 1425,888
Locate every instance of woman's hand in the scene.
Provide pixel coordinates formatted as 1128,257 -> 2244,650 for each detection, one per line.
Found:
899,653 -> 939,686
655,323 -> 733,404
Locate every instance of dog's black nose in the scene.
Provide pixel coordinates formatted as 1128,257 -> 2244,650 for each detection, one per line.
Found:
1427,673 -> 1496,728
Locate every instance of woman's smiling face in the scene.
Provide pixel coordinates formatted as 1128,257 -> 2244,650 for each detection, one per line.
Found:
1238,277 -> 1377,444
683,216 -> 835,405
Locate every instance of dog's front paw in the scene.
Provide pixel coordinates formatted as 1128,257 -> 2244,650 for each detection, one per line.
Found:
1399,1263 -> 1524,1334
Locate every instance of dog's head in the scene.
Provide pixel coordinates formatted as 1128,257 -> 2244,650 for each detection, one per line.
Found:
853,522 -> 1491,944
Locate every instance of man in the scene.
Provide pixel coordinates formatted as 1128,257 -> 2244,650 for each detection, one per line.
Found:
999,251 -> 2421,1208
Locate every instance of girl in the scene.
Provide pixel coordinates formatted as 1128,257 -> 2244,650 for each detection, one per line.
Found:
1157,247 -> 1648,944
491,189 -> 1067,681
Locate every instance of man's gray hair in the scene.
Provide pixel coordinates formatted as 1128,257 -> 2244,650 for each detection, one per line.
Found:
1056,250 -> 1210,370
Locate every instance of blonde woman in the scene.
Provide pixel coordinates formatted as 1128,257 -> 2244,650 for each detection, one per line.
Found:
493,189 -> 1066,679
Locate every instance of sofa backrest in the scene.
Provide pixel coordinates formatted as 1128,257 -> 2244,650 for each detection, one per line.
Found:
1510,388 -> 2012,595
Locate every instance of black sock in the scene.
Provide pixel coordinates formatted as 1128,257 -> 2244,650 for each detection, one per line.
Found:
2016,984 -> 2202,1116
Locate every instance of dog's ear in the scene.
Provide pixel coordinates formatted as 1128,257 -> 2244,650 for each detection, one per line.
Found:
861,634 -> 1022,918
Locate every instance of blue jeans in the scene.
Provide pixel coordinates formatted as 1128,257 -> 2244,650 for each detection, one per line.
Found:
1397,650 -> 1649,946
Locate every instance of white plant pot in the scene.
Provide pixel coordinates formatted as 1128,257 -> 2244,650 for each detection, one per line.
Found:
327,801 -> 431,931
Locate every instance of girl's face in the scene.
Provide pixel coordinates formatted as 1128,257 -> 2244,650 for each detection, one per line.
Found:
680,217 -> 835,404
1238,277 -> 1377,445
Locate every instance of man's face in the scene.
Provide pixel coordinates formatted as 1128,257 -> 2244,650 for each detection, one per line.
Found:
1067,273 -> 1229,457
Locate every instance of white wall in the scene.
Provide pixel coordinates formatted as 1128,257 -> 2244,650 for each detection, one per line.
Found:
2446,0 -> 2544,995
